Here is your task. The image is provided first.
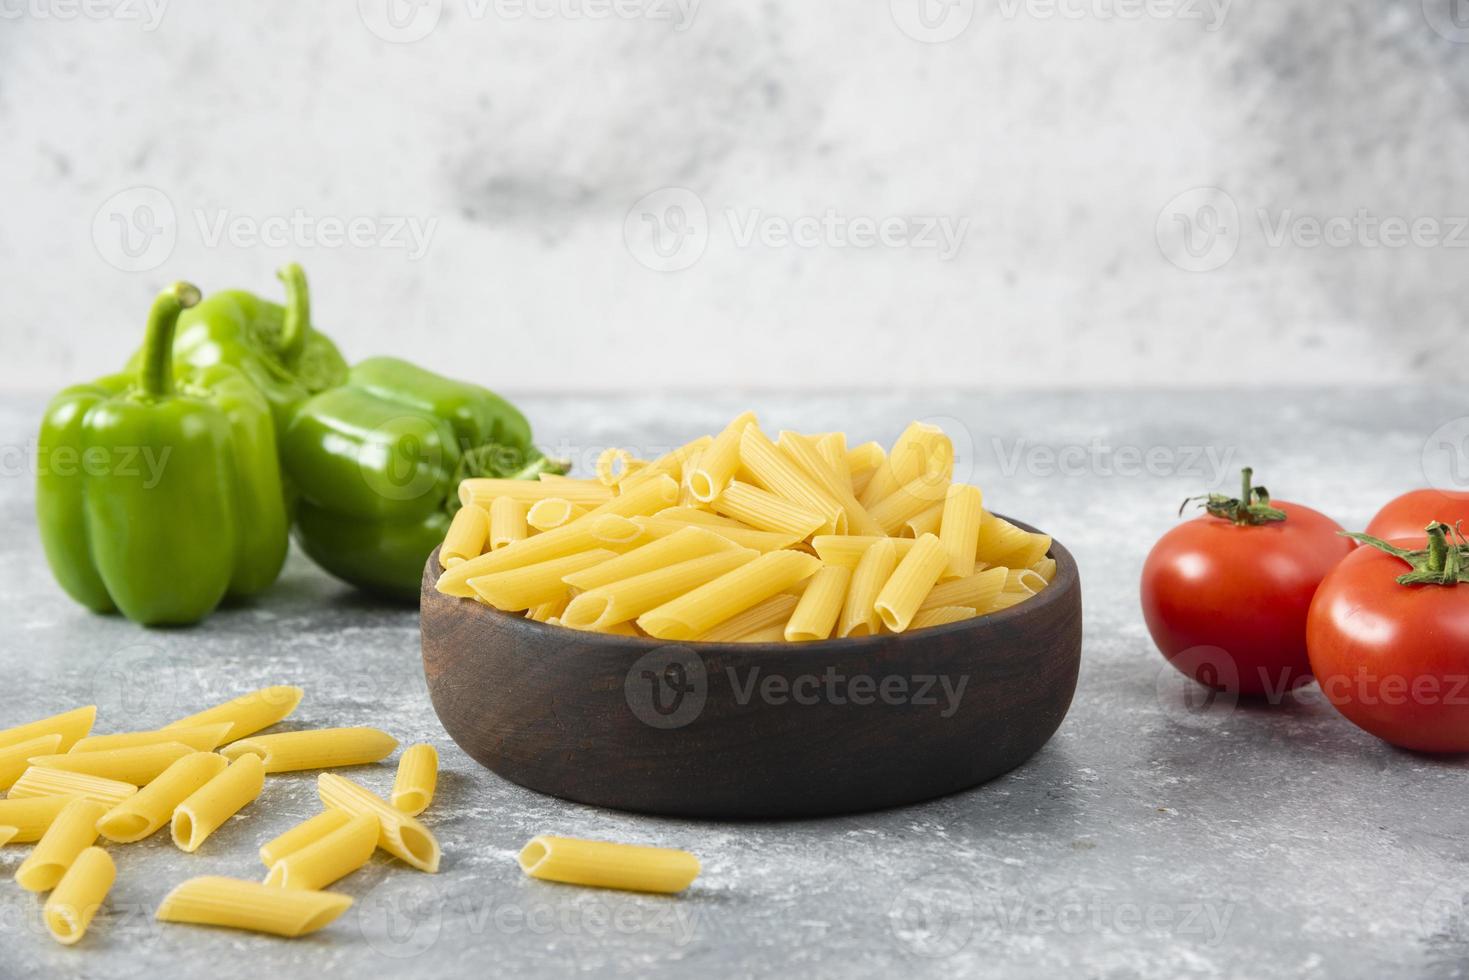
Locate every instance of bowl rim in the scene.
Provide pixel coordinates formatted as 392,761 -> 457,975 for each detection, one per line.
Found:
426,514 -> 1077,658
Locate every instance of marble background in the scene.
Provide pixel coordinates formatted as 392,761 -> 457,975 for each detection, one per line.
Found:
2,0 -> 1466,393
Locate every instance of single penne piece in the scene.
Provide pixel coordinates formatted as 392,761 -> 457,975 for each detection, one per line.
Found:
690,411 -> 759,502
1031,557 -> 1058,583
974,512 -> 1037,566
0,706 -> 96,753
317,773 -> 441,873
697,593 -> 799,643
440,504 -> 490,566
637,551 -> 821,641
589,513 -> 645,545
814,432 -> 852,489
459,477 -> 614,510
846,440 -> 886,491
518,836 -> 700,894
777,430 -> 885,537
903,501 -> 945,539
811,534 -> 918,571
489,496 -> 529,550
264,813 -> 378,891
527,498 -> 587,532
909,606 -> 978,630
1003,568 -> 1050,596
619,435 -> 713,491
737,427 -> 846,534
905,424 -> 955,482
561,549 -> 760,631
730,625 -> 787,643
28,742 -> 195,785
857,422 -> 935,507
938,484 -> 983,578
15,798 -> 107,892
0,827 -> 15,846
1015,532 -> 1053,569
172,754 -> 267,852
0,734 -> 63,790
589,620 -> 641,637
71,723 -> 234,755
259,810 -> 352,868
156,877 -> 353,938
44,847 -> 114,946
562,525 -> 739,591
784,565 -> 851,642
0,795 -> 79,843
631,517 -> 802,553
875,534 -> 949,633
867,473 -> 952,536
595,448 -> 646,487
165,686 -> 304,742
982,591 -> 1032,613
527,594 -> 570,623
653,506 -> 750,529
676,449 -> 703,507
391,744 -> 439,816
96,753 -> 225,843
468,549 -> 617,611
9,767 -> 138,809
919,567 -> 1008,612
220,728 -> 399,774
712,481 -> 827,538
838,538 -> 898,638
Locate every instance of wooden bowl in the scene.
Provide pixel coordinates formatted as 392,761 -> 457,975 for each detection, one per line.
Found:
420,519 -> 1082,819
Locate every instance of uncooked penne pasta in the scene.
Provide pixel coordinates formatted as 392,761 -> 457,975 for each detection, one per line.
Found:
690,411 -> 758,502
839,538 -> 898,638
867,473 -> 952,536
517,836 -> 700,894
1003,568 -> 1049,596
15,798 -> 107,892
0,706 -> 96,753
264,812 -> 378,890
44,847 -> 114,946
10,767 -> 138,809
28,742 -> 195,785
908,606 -> 978,630
527,594 -> 570,623
919,567 -> 1007,612
785,565 -> 851,642
561,550 -> 759,632
317,773 -> 441,873
595,448 -> 646,486
489,496 -> 529,551
1031,557 -> 1057,583
561,525 -> 737,592
96,752 -> 225,843
975,512 -> 1051,568
619,435 -> 712,491
737,427 -> 846,534
459,477 -> 614,510
71,723 -> 234,755
259,810 -> 352,869
221,728 -> 398,774
440,503 -> 490,566
589,513 -> 645,545
697,593 -> 799,643
777,430 -> 885,537
713,481 -> 827,538
875,533 -> 949,633
814,432 -> 852,488
391,744 -> 439,816
165,686 -> 304,742
813,535 -> 917,571
0,734 -> 62,790
0,795 -> 77,843
638,550 -> 821,640
526,497 -> 587,531
903,501 -> 945,539
0,826 -> 15,846
156,877 -> 353,938
172,753 -> 266,852
858,421 -> 935,507
652,506 -> 749,529
469,549 -> 616,611
983,591 -> 1032,612
632,517 -> 802,553
939,484 -> 984,578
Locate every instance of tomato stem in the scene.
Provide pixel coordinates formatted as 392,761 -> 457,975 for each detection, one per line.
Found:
1179,467 -> 1287,526
1341,522 -> 1469,586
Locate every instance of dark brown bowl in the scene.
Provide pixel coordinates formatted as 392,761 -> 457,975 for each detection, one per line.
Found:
420,518 -> 1082,818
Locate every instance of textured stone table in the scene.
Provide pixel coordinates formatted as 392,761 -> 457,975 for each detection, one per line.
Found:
1,390 -> 1465,980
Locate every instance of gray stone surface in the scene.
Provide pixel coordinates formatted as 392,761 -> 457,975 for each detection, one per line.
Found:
1,389 -> 1466,979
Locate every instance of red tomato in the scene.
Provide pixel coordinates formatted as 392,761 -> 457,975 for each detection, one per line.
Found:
1142,501 -> 1355,696
1308,534 -> 1469,753
1365,489 -> 1469,543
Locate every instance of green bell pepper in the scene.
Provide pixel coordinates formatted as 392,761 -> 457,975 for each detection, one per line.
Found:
130,263 -> 349,434
37,283 -> 290,625
282,357 -> 564,601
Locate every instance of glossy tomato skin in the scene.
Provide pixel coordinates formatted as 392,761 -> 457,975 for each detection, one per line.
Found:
1141,502 -> 1355,696
1365,489 -> 1469,544
1307,541 -> 1469,753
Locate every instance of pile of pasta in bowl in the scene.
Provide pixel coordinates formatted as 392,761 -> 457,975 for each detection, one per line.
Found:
435,416 -> 1056,643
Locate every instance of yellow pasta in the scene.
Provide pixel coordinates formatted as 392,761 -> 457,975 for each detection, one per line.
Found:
712,481 -> 827,538
44,847 -> 113,946
909,606 -> 978,630
0,705 -> 96,753
652,506 -> 750,528
838,538 -> 898,638
595,448 -> 647,486
526,497 -> 587,531
317,772 -> 441,873
220,727 -> 398,773
15,797 -> 107,892
10,767 -> 138,809
96,752 -> 225,843
391,744 -> 439,816
562,525 -> 738,592
0,734 -> 62,790
469,549 -> 617,611
440,503 -> 490,566
264,812 -> 378,890
983,591 -> 1032,612
259,810 -> 352,869
784,565 -> 851,642
489,495 -> 529,550
165,685 -> 304,742
632,516 -> 802,553
903,502 -> 945,539
28,742 -> 195,785
918,567 -> 1007,612
676,449 -> 703,506
527,594 -> 570,623
814,432 -> 852,490
698,593 -> 799,643
0,826 -> 15,846
619,435 -> 712,491
517,836 -> 700,894
156,877 -> 353,938
71,723 -> 234,755
638,551 -> 822,640
867,473 -> 952,536
846,440 -> 886,485
812,534 -> 918,571
975,512 -> 1051,567
875,533 -> 949,633
731,625 -> 787,643
1031,557 -> 1058,583
690,411 -> 758,502
561,550 -> 759,632
939,484 -> 984,578
737,426 -> 846,534
858,421 -> 936,507
459,477 -> 614,510
0,795 -> 78,843
1003,568 -> 1050,595
776,430 -> 885,536
172,753 -> 267,852
589,513 -> 645,545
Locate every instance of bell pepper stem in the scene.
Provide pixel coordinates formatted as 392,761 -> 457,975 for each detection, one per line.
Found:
276,263 -> 310,363
138,282 -> 202,397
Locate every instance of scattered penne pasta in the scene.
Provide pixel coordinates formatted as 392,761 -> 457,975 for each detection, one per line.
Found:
28,742 -> 196,785
220,727 -> 398,774
44,847 -> 114,946
0,734 -> 63,790
96,752 -> 225,843
172,754 -> 267,852
391,744 -> 439,816
71,723 -> 234,755
317,773 -> 441,873
165,686 -> 304,742
0,706 -> 96,754
156,877 -> 353,938
0,795 -> 79,843
9,767 -> 138,809
517,836 -> 700,894
0,826 -> 16,847
264,812 -> 378,890
15,798 -> 107,892
260,810 -> 353,869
